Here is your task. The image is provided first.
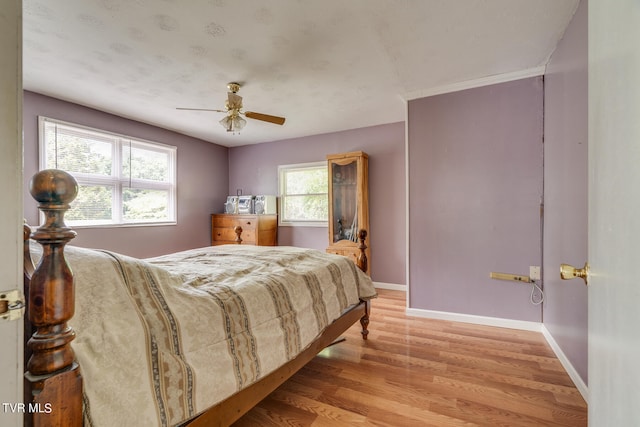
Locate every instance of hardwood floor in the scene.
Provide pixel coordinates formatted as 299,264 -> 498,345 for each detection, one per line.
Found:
234,289 -> 587,426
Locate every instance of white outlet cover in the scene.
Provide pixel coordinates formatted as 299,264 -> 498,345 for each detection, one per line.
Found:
529,266 -> 541,280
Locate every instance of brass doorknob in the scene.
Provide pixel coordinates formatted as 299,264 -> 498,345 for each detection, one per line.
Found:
560,262 -> 589,285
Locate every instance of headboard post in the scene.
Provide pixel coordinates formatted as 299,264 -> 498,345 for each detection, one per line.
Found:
355,229 -> 370,340
24,169 -> 83,427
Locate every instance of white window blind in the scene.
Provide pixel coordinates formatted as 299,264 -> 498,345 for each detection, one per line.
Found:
39,117 -> 177,227
278,161 -> 328,226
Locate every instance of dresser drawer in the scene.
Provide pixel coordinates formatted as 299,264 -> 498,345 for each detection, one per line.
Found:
212,227 -> 256,243
212,215 -> 257,230
211,214 -> 277,246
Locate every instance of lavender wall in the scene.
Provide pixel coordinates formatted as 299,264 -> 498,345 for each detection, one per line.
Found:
23,91 -> 229,258
543,0 -> 588,384
228,123 -> 406,285
407,78 -> 544,322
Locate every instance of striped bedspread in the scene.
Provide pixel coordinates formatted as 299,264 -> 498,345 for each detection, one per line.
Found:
52,244 -> 376,427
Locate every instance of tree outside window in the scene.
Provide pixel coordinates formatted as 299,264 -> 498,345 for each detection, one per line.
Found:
39,117 -> 176,227
278,162 -> 328,226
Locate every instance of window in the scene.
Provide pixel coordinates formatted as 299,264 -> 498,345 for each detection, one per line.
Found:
39,117 -> 177,227
278,161 -> 328,226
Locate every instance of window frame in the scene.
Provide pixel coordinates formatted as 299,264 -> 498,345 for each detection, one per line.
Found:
38,116 -> 177,228
278,161 -> 328,227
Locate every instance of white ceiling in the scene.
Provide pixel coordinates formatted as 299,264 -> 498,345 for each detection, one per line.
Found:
23,0 -> 579,147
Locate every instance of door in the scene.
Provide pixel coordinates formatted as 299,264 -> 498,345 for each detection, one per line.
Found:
0,1 -> 24,426
588,1 -> 640,424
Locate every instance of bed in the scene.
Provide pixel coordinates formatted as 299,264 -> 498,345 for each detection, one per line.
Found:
23,169 -> 376,427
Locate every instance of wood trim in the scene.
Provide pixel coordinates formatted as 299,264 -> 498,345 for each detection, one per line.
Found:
402,66 -> 546,100
326,151 -> 369,161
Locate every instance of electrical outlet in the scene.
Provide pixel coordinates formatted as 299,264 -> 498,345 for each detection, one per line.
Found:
529,266 -> 541,281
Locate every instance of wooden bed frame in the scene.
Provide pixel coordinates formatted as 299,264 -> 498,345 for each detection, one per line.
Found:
23,169 -> 371,427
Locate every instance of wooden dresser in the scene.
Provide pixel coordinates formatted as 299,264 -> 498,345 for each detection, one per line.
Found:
211,214 -> 278,246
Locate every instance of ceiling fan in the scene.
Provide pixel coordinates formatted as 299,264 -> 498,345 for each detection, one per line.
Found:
177,82 -> 286,133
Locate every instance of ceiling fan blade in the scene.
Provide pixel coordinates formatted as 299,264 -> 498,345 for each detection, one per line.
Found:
176,107 -> 226,112
245,111 -> 286,125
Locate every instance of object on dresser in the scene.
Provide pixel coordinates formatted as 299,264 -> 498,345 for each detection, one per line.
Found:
211,213 -> 277,246
224,195 -> 255,214
254,195 -> 277,214
237,195 -> 254,213
224,195 -> 238,213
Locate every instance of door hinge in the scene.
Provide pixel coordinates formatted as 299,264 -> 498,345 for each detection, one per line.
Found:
0,289 -> 25,322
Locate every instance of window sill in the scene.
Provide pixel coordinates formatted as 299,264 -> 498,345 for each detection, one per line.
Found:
278,221 -> 328,228
60,221 -> 177,229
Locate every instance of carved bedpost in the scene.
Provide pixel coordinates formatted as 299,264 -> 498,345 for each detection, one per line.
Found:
25,169 -> 83,427
234,225 -> 243,244
355,229 -> 370,340
356,229 -> 368,274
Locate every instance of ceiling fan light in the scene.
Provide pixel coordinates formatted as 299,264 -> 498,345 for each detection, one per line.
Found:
219,116 -> 231,132
219,114 -> 246,133
233,115 -> 247,130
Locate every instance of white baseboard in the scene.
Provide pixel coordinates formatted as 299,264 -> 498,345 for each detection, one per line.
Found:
541,325 -> 589,403
373,281 -> 406,291
405,307 -> 543,332
404,306 -> 589,404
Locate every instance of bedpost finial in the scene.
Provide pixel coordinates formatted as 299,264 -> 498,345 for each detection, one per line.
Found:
29,169 -> 78,207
